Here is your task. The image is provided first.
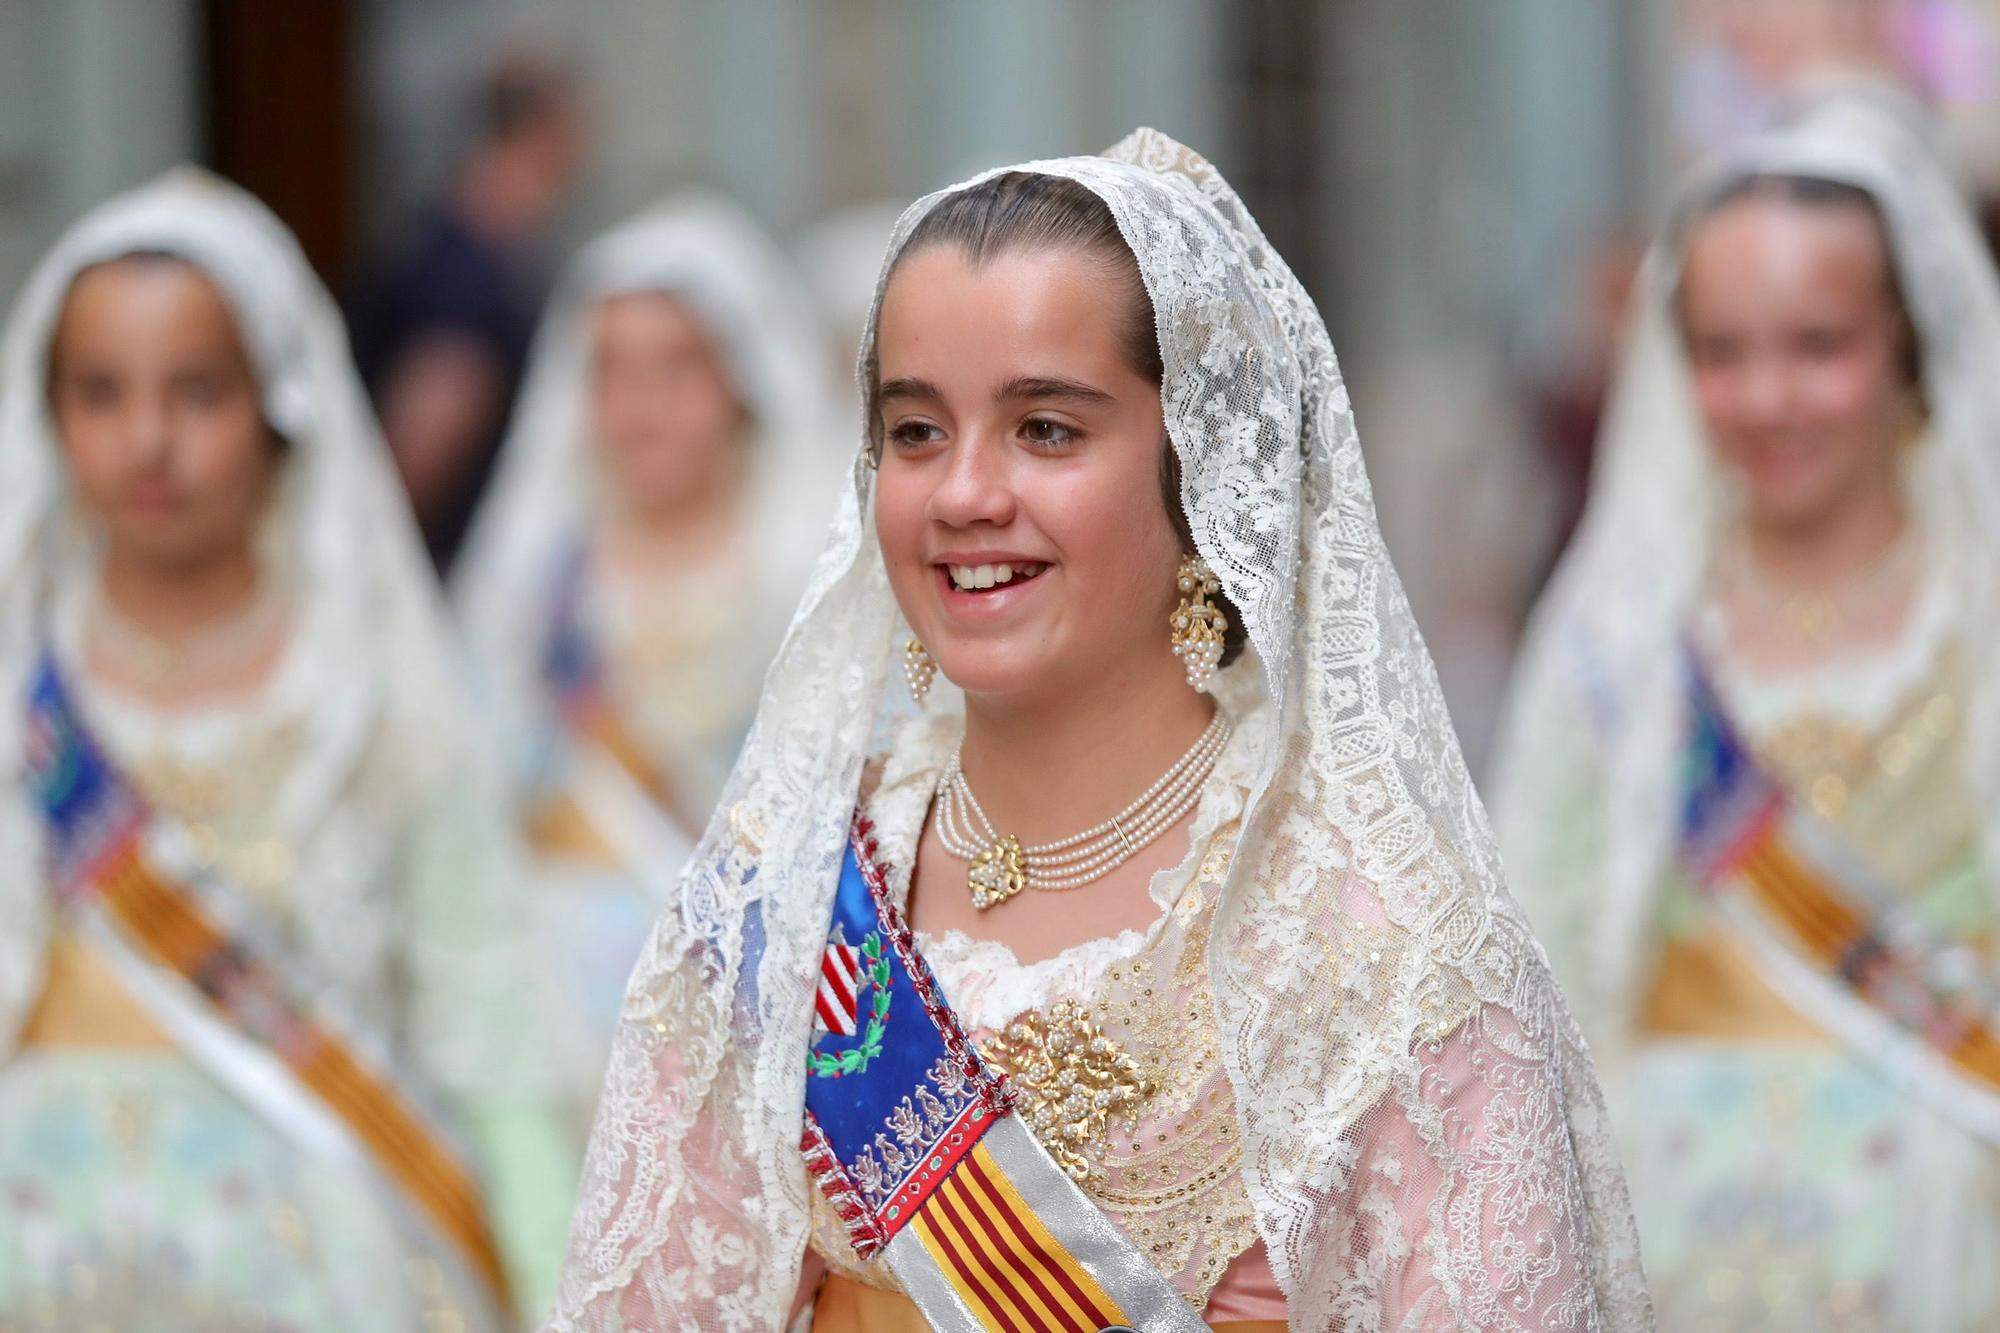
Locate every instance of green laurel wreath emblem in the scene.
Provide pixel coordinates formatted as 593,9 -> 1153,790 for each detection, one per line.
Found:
807,932 -> 892,1078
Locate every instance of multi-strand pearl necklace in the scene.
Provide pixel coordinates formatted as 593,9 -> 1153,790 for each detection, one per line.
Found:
937,712 -> 1232,910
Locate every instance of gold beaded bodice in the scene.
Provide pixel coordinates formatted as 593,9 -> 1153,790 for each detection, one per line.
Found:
124,715 -> 310,910
1753,647 -> 1978,899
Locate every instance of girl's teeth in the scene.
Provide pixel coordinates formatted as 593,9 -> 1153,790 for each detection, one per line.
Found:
947,562 -> 1043,590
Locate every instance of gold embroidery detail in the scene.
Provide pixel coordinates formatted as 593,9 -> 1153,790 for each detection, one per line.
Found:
129,719 -> 305,904
980,999 -> 1156,1181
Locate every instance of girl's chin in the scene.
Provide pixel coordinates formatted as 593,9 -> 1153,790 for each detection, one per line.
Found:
925,640 -> 1082,700
928,660 -> 1048,700
1744,479 -> 1851,531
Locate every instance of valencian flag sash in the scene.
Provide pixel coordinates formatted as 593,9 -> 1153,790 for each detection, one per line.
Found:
23,651 -> 513,1310
799,817 -> 1207,1333
1681,651 -> 2000,1121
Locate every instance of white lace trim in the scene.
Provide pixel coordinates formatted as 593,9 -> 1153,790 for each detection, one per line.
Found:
916,926 -> 1150,1035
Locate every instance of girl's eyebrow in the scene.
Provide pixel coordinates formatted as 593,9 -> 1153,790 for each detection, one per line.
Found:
994,375 -> 1113,404
878,376 -> 942,404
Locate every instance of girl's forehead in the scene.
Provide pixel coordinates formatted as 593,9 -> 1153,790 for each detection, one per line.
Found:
51,258 -> 250,365
1684,198 -> 1895,304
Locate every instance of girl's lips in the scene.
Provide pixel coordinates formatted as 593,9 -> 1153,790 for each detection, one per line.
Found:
932,561 -> 1052,623
119,484 -> 184,515
1742,440 -> 1829,488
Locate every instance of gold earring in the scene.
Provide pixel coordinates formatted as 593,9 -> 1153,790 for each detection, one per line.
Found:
1171,554 -> 1227,691
903,639 -> 936,706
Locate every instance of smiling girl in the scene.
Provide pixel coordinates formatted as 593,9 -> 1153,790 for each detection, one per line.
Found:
550,132 -> 1647,1332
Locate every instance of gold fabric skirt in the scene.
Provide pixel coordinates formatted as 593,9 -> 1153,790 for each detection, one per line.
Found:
20,929 -> 171,1049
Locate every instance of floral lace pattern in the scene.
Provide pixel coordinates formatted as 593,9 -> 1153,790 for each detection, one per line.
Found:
552,129 -> 1649,1331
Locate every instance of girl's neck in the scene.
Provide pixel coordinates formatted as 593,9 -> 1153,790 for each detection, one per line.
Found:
602,460 -> 744,567
85,536 -> 292,707
957,652 -> 1217,844
99,539 -> 263,639
1740,473 -> 1909,593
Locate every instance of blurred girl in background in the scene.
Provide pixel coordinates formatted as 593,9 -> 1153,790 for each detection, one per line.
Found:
453,195 -> 840,1125
1496,88 -> 2000,1329
0,170 -> 573,1329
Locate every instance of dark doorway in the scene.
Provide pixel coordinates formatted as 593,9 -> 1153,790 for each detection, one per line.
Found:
202,0 -> 356,283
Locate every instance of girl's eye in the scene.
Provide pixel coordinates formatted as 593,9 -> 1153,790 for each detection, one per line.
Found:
1022,417 -> 1079,447
69,375 -> 120,409
888,420 -> 943,447
1689,336 -> 1741,369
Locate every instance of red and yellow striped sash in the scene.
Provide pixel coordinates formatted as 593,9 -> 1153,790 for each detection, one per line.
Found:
1731,836 -> 2000,1092
1684,652 -> 2000,1104
911,1139 -> 1130,1333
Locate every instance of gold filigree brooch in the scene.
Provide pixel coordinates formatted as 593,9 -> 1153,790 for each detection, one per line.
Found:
981,999 -> 1156,1182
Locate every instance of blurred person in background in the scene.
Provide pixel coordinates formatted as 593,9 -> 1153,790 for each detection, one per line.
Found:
348,45 -> 589,575
0,170 -> 576,1329
452,194 -> 840,1130
1494,88 -> 2000,1329
548,132 -> 1648,1333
